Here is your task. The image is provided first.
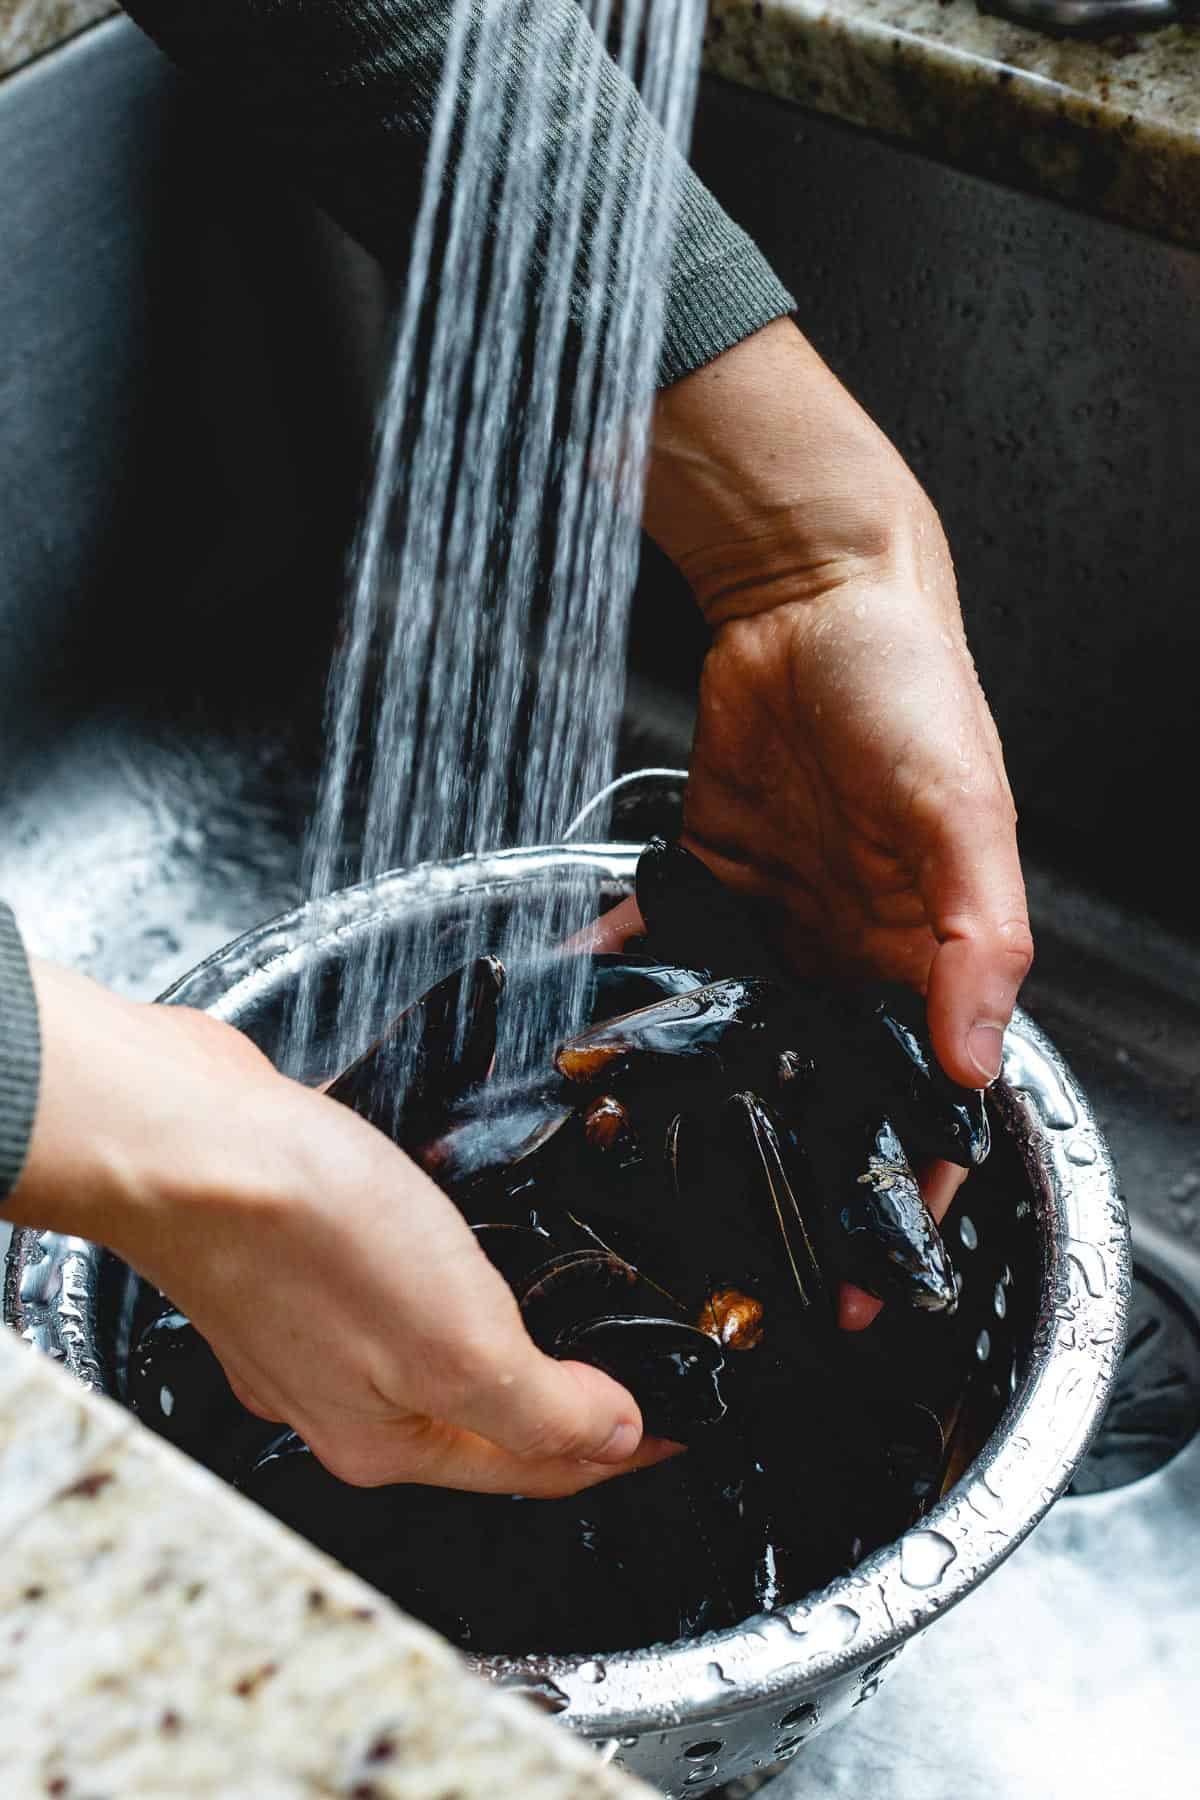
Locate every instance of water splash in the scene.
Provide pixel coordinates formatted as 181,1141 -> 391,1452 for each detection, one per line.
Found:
290,0 -> 706,1085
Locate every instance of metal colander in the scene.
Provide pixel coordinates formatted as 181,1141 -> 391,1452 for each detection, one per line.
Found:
4,842 -> 1130,1796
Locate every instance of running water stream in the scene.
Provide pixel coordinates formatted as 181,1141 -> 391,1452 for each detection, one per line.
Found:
289,0 -> 705,1086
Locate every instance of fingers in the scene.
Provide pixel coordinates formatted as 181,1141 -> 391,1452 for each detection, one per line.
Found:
918,794 -> 1034,1091
837,1160 -> 968,1331
559,895 -> 645,957
838,1285 -> 884,1332
226,1372 -> 278,1422
440,1345 -> 647,1468
301,1410 -> 681,1498
921,1158 -> 970,1228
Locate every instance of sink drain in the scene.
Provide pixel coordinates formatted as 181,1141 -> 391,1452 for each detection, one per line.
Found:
1067,1264 -> 1200,1496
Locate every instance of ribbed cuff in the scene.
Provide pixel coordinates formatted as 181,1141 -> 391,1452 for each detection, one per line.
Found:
0,903 -> 41,1204
659,242 -> 796,388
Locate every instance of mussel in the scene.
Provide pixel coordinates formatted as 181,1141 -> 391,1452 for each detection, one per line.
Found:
128,834 -> 1004,1654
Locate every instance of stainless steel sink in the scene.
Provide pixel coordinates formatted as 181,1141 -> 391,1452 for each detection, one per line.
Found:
2,17 -> 1197,1798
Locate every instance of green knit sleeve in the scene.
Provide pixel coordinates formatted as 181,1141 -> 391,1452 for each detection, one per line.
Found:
0,904 -> 41,1205
119,0 -> 794,386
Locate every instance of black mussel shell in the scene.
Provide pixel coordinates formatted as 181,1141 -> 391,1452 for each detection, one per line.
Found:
805,1117 -> 958,1313
722,1092 -> 829,1323
636,838 -> 789,980
516,1247 -> 654,1345
587,955 -> 713,1018
793,982 -> 990,1170
327,954 -> 504,1147
416,1071 -> 572,1202
554,977 -> 774,1088
871,986 -> 991,1167
554,1316 -> 727,1441
128,1309 -> 282,1479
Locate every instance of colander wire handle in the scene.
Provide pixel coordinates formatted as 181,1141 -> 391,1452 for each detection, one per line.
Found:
560,768 -> 688,843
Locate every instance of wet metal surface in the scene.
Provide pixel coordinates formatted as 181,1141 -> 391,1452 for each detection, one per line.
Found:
770,1221 -> 1200,1800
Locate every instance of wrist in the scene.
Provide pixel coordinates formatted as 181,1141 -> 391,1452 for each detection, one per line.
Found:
644,317 -> 928,627
4,962 -> 286,1274
4,961 -> 143,1240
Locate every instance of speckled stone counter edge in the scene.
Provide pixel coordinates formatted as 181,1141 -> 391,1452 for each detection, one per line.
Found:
3,3 -> 1198,251
704,2 -> 1200,253
0,1329 -> 649,1798
0,1 -> 115,78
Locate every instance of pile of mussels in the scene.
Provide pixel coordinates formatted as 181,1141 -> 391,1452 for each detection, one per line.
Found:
129,839 -> 1018,1654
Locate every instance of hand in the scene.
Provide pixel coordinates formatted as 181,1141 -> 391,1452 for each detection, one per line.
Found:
642,320 -> 1032,1330
644,318 -> 1033,1093
8,961 -> 670,1496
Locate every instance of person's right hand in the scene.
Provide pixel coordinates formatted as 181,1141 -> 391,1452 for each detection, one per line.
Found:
7,960 -> 669,1496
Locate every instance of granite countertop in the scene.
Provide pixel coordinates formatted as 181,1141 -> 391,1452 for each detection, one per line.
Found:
703,1 -> 1200,248
0,0 -> 113,75
2,2 -> 1198,247
0,1328 -> 647,1799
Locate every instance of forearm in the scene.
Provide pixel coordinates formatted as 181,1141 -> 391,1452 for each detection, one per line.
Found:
645,318 -> 929,621
120,0 -> 794,387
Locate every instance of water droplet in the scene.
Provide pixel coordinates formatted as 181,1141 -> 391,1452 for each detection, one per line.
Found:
17,1233 -> 68,1308
159,1386 -> 175,1418
685,1769 -> 718,1786
968,1476 -> 1003,1520
993,1283 -> 1007,1320
806,1603 -> 860,1652
959,1215 -> 978,1251
976,1328 -> 992,1362
1067,1240 -> 1108,1298
577,1660 -> 606,1684
1066,1139 -> 1097,1166
900,1529 -> 957,1588
774,1738 -> 805,1759
619,1736 -> 640,1748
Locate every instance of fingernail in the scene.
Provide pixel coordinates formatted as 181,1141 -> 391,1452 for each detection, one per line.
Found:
590,1420 -> 642,1465
967,1023 -> 1005,1086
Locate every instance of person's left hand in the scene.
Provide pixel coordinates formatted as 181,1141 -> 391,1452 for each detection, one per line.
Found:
636,318 -> 1034,1329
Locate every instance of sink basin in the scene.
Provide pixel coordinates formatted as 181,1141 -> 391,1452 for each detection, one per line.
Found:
1,18 -> 1196,1800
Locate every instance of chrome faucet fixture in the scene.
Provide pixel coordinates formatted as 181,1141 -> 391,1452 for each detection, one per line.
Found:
979,0 -> 1190,35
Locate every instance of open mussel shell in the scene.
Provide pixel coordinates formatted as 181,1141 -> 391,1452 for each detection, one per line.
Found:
516,1246 -> 659,1343
554,977 -> 774,1088
555,1316 -> 727,1441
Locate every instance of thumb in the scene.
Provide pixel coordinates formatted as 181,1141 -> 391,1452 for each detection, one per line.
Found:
919,793 -> 1034,1090
446,1338 -> 646,1468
